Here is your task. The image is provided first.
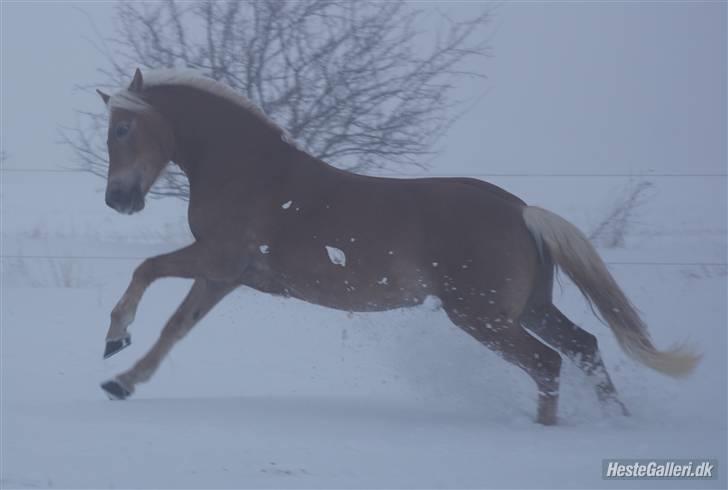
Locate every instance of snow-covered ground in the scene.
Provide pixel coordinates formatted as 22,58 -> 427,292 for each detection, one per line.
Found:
2,172 -> 725,488
2,2 -> 725,488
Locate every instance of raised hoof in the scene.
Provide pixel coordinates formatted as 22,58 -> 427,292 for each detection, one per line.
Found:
101,379 -> 132,400
103,334 -> 131,359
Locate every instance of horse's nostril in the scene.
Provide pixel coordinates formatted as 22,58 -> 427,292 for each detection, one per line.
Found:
106,189 -> 122,207
106,184 -> 144,213
106,187 -> 132,210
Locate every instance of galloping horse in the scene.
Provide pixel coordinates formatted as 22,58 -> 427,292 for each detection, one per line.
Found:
97,68 -> 698,425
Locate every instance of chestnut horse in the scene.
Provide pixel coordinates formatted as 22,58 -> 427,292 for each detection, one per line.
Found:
97,68 -> 698,424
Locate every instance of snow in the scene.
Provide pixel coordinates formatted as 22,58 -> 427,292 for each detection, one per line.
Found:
2,2 -> 725,488
422,295 -> 443,311
259,244 -> 270,254
1,172 -> 725,489
281,200 -> 292,210
325,246 -> 346,267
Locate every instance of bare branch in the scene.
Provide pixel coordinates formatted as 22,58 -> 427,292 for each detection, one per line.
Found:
589,180 -> 654,248
65,0 -> 491,199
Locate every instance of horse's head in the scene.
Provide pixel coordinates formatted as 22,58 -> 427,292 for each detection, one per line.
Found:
97,69 -> 174,214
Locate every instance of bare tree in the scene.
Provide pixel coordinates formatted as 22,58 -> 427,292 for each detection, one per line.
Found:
589,180 -> 654,248
66,0 -> 490,199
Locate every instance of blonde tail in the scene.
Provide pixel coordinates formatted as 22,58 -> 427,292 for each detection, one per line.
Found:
523,206 -> 700,377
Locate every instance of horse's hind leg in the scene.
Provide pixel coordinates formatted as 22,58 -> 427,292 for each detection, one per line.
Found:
521,304 -> 629,415
101,278 -> 236,399
445,308 -> 563,425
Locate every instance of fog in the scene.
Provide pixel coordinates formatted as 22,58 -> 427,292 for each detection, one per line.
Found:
2,2 -> 725,488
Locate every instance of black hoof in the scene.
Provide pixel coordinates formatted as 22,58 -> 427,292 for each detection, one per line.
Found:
101,379 -> 131,400
103,334 -> 131,359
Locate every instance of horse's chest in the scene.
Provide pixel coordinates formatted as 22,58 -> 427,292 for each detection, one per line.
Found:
187,200 -> 212,240
187,198 -> 256,242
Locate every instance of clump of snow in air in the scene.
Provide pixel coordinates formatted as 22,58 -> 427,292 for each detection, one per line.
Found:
422,295 -> 442,311
377,277 -> 389,285
432,262 -> 439,267
259,244 -> 270,254
281,200 -> 292,209
325,246 -> 346,266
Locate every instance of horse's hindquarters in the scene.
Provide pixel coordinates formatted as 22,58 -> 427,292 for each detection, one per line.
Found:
418,187 -> 539,323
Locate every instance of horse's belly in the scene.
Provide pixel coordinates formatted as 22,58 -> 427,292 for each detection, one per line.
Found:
287,285 -> 427,312
278,263 -> 433,313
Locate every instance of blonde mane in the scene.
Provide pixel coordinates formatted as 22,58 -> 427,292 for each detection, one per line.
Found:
107,68 -> 283,134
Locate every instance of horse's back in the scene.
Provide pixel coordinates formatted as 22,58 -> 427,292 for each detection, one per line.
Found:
409,176 -> 533,250
316,169 -> 532,255
409,176 -> 526,208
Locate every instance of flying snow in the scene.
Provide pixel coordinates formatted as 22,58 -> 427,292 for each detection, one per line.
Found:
281,200 -> 292,209
422,295 -> 443,311
259,245 -> 270,254
325,246 -> 346,266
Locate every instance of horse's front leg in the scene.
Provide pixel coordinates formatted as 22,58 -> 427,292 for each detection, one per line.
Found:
101,278 -> 237,399
104,243 -> 226,358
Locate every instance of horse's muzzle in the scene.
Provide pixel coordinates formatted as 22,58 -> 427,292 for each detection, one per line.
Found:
105,184 -> 145,215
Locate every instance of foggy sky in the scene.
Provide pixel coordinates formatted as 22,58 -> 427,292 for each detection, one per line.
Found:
1,1 -> 725,178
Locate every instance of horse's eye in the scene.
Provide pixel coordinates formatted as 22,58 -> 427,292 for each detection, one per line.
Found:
114,122 -> 130,140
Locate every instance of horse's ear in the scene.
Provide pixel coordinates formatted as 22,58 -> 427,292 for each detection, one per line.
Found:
96,89 -> 110,105
129,68 -> 143,92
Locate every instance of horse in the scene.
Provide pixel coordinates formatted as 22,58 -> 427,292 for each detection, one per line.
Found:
96,68 -> 699,425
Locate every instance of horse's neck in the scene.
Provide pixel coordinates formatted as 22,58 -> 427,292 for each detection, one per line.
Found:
147,85 -> 338,208
153,87 -> 292,188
